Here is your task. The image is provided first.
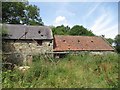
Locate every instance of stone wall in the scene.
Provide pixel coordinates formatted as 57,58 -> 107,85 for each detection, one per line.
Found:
53,51 -> 115,58
12,40 -> 53,54
3,39 -> 53,65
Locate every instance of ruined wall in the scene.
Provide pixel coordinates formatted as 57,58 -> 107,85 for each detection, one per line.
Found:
3,39 -> 53,65
12,40 -> 53,54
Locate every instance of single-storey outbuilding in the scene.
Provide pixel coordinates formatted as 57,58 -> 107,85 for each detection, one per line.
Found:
53,35 -> 115,58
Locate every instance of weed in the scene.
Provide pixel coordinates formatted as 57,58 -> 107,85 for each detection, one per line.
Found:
2,53 -> 119,88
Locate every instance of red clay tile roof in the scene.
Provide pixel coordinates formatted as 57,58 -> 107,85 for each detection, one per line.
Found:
54,35 -> 114,51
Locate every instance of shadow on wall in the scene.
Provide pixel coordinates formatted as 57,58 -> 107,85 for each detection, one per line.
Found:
2,40 -> 24,68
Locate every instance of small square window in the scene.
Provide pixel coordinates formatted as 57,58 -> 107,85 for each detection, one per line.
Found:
37,41 -> 42,46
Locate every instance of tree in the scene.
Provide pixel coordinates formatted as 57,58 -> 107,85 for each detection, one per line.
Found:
114,34 -> 120,53
2,2 -> 44,25
50,26 -> 56,35
69,25 -> 94,36
51,25 -> 70,35
106,38 -> 114,45
51,25 -> 95,36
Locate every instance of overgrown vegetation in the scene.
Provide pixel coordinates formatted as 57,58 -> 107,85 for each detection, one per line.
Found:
2,53 -> 118,88
115,34 -> 120,53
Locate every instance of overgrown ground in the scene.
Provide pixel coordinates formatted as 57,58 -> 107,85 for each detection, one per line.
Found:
2,53 -> 119,88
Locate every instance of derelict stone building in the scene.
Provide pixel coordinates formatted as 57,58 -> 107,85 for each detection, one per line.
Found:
2,24 -> 53,65
2,24 -> 115,65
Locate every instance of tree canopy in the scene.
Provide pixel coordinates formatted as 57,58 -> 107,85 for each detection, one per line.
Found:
51,25 -> 70,35
51,25 -> 95,36
2,2 -> 44,25
69,25 -> 94,36
114,34 -> 120,53
106,38 -> 114,45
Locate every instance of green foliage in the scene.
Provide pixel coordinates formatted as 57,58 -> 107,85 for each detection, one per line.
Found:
51,25 -> 95,36
106,38 -> 114,45
114,34 -> 120,53
51,25 -> 70,35
2,53 -> 118,88
69,25 -> 94,36
2,2 -> 44,25
1,25 -> 8,37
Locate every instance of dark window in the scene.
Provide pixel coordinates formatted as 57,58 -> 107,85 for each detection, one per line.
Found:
14,40 -> 16,42
37,40 -> 42,46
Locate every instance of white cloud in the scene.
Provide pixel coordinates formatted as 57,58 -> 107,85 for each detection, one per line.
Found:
54,16 -> 68,26
55,16 -> 66,24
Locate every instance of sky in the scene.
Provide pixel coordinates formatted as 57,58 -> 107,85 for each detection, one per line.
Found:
29,0 -> 119,39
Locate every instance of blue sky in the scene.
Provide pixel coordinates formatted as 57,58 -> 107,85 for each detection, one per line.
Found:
29,1 -> 118,39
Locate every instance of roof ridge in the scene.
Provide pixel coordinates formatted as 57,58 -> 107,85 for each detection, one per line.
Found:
3,24 -> 50,28
54,35 -> 99,37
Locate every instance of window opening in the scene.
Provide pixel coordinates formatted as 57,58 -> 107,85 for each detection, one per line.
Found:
37,40 -> 42,46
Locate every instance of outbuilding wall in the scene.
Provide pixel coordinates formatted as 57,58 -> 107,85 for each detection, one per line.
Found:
3,39 -> 53,65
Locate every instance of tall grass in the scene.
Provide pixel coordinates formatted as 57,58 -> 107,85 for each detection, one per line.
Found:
2,53 -> 118,88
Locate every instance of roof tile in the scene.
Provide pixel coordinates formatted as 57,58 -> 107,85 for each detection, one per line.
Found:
54,35 -> 114,51
2,24 -> 53,40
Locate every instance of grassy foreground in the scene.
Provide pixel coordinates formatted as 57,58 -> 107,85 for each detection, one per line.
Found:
2,53 -> 119,88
